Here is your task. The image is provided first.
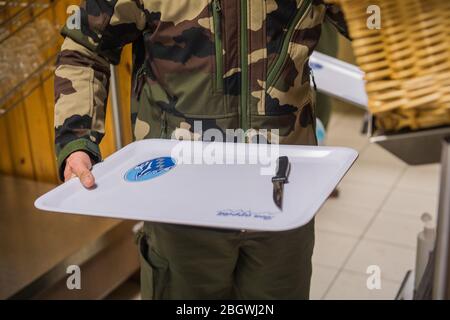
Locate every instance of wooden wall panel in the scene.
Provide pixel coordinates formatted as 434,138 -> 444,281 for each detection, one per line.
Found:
99,98 -> 117,159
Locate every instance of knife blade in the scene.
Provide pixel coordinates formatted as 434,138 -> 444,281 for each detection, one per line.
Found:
272,156 -> 291,210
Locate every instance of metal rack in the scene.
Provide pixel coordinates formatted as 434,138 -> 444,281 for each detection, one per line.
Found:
0,51 -> 57,115
0,1 -> 52,42
0,0 -> 124,149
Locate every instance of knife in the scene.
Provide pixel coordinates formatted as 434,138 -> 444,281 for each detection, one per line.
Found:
272,156 -> 291,210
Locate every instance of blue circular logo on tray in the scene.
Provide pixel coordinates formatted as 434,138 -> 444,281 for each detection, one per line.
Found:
124,157 -> 176,182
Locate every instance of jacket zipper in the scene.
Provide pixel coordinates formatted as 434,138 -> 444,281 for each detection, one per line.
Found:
212,0 -> 223,91
240,0 -> 248,132
266,0 -> 312,88
133,64 -> 147,97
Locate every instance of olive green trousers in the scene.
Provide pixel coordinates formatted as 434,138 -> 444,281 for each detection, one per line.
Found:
137,219 -> 315,300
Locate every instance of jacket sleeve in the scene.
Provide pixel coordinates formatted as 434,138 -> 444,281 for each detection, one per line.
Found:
54,0 -> 146,180
324,3 -> 351,40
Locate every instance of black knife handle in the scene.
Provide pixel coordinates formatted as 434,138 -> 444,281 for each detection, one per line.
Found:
272,156 -> 290,183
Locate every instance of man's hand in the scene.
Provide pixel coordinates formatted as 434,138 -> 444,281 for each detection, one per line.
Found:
64,151 -> 95,188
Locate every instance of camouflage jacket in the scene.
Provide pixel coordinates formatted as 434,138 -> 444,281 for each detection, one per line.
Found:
54,0 -> 348,179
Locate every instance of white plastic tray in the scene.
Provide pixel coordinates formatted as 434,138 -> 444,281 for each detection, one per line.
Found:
35,139 -> 358,231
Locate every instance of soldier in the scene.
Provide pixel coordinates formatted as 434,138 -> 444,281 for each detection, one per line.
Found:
55,0 -> 349,299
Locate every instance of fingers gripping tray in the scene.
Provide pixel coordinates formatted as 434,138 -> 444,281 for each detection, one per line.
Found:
35,139 -> 358,231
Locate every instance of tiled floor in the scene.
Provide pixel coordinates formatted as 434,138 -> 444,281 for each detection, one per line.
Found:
311,105 -> 440,300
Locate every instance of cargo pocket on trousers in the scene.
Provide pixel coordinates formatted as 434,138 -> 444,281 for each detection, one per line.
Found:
137,231 -> 169,300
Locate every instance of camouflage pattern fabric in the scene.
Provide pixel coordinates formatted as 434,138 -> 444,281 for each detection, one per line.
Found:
54,0 -> 349,179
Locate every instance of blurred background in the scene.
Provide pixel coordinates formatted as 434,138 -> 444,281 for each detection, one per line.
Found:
1,0 -> 449,300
